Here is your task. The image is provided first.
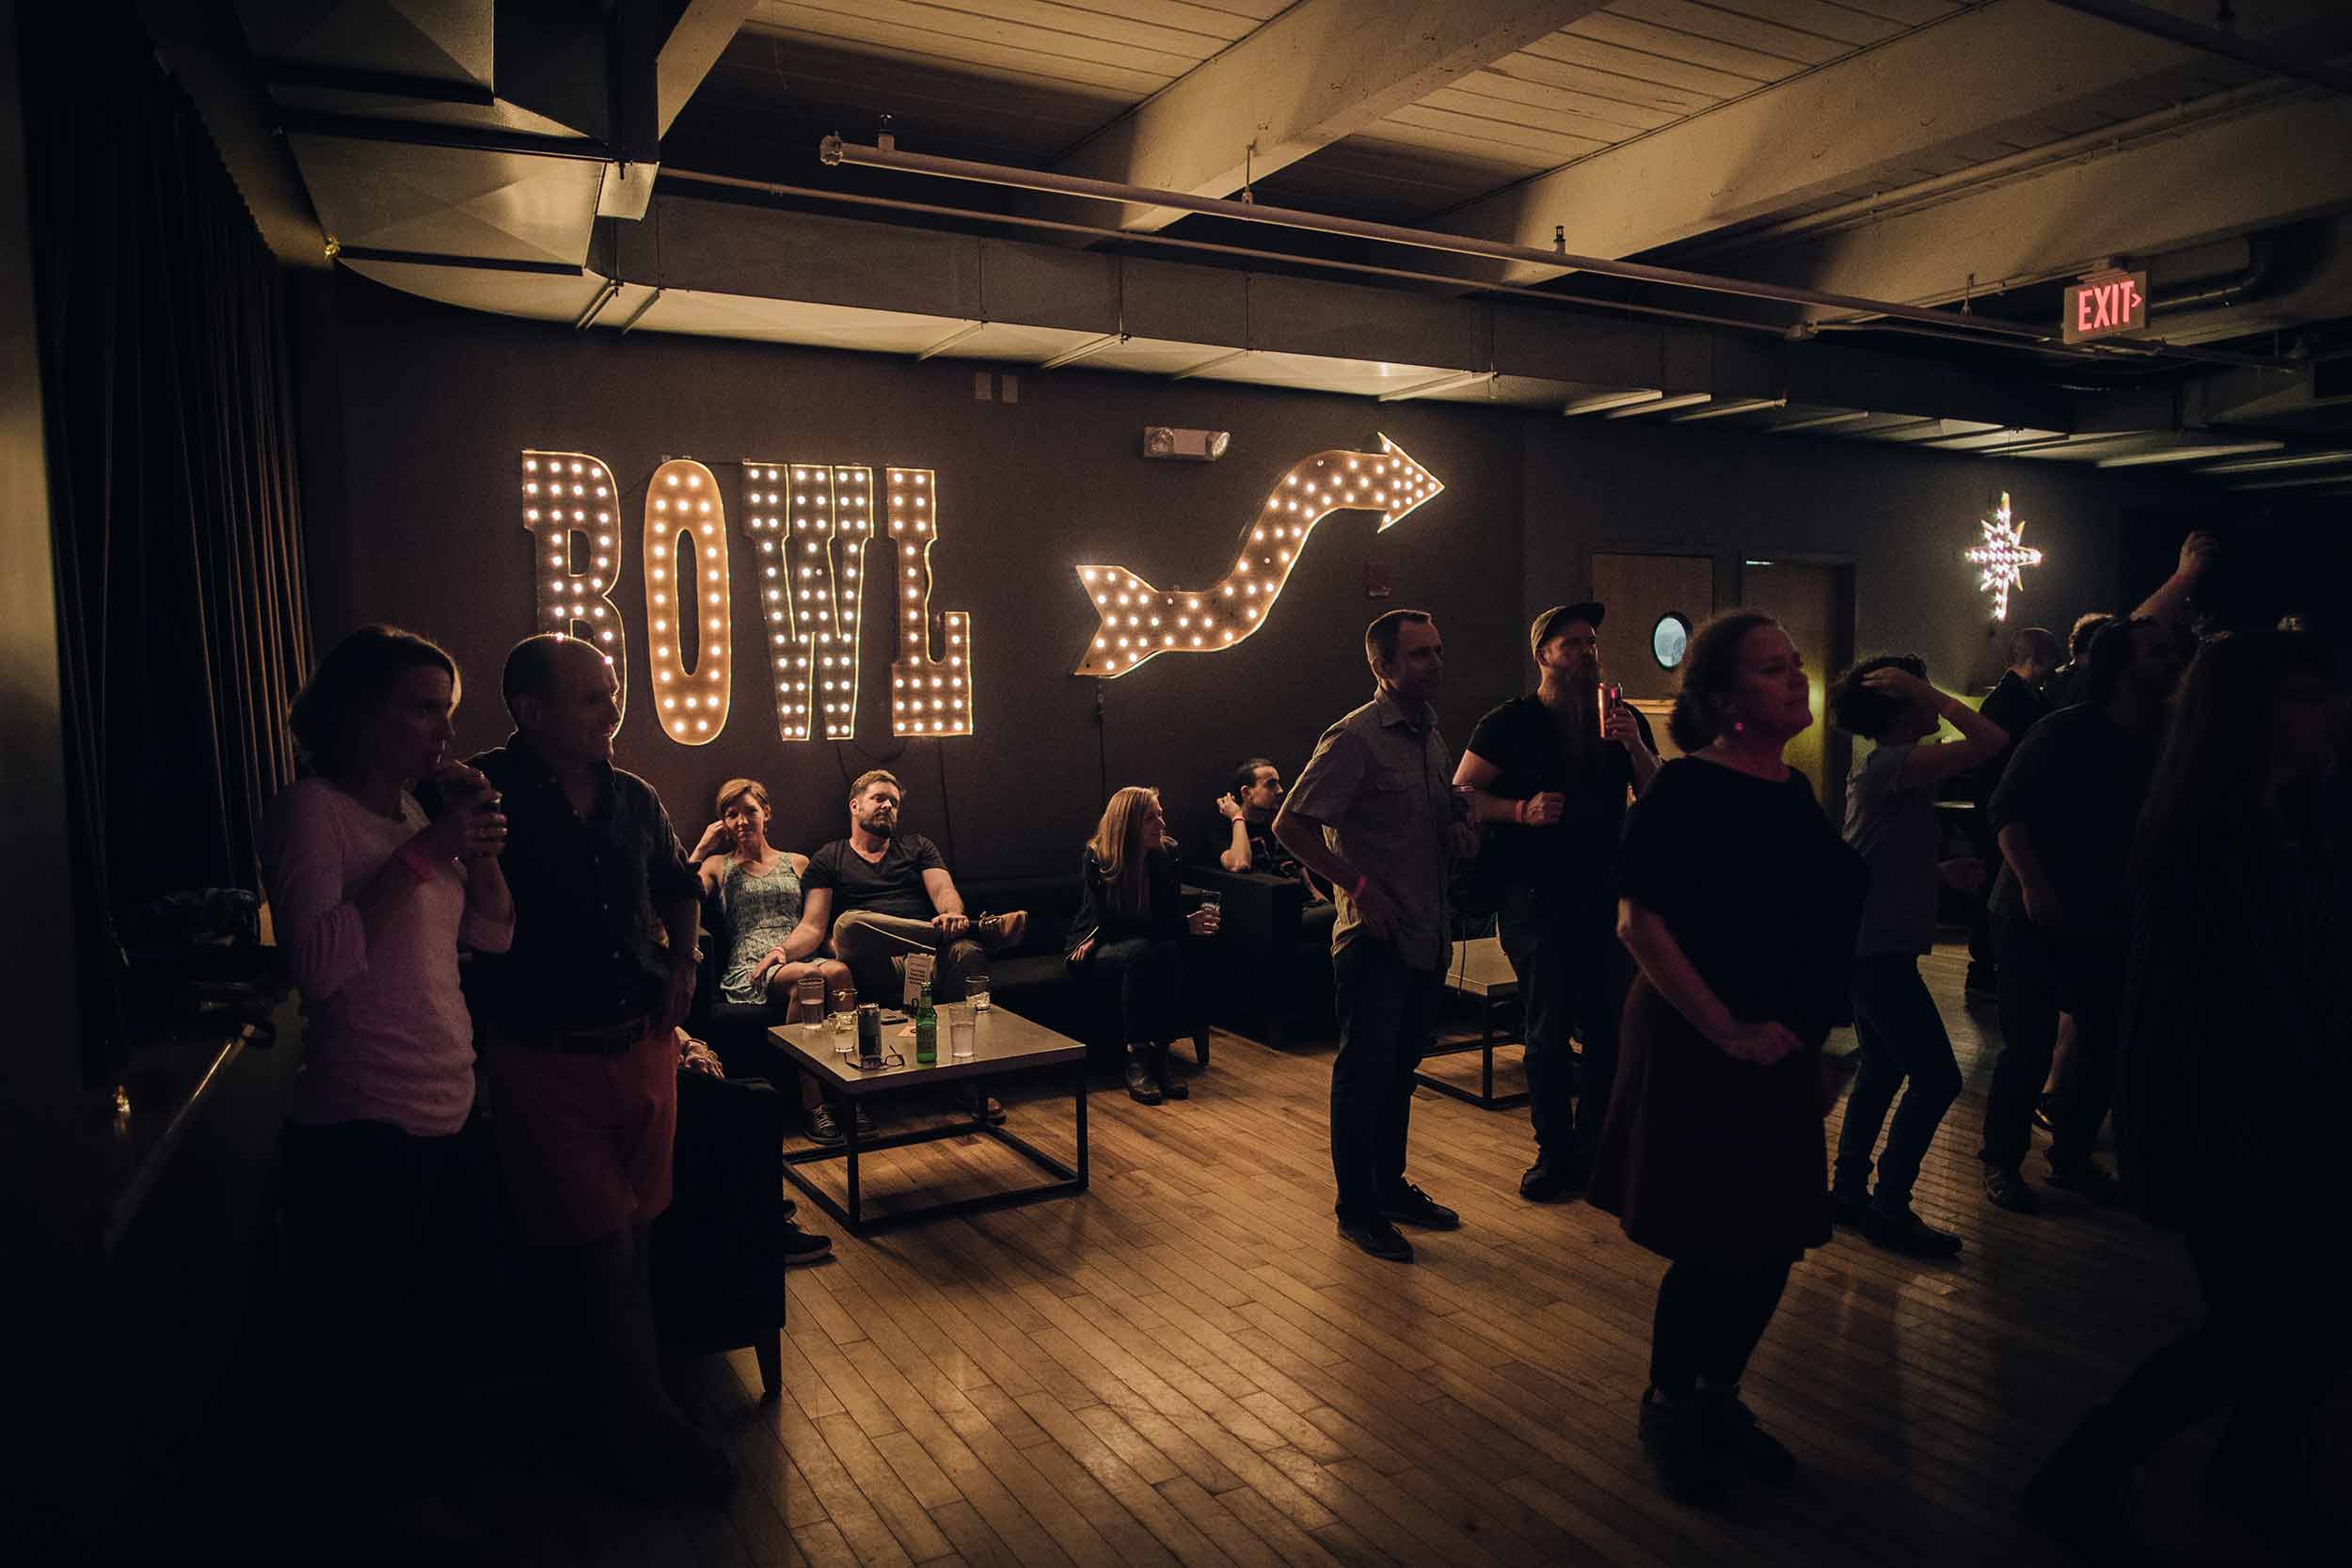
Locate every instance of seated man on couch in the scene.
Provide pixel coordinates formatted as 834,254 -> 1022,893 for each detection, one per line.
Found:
1216,756 -> 1336,944
780,769 -> 1026,1006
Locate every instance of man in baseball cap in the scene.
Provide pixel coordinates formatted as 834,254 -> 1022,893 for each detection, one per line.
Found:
1454,602 -> 1659,1200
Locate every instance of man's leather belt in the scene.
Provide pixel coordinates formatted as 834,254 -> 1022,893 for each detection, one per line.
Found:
501,1012 -> 655,1055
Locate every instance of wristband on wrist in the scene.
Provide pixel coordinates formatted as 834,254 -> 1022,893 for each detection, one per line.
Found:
395,842 -> 441,885
1348,874 -> 1370,902
1511,798 -> 1527,825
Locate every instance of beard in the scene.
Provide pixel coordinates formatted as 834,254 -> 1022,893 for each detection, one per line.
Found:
864,813 -> 897,839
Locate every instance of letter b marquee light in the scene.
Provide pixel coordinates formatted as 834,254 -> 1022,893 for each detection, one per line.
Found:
520,451 -> 627,721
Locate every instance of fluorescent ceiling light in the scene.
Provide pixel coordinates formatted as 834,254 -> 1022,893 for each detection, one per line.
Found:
1562,389 -> 1662,417
1377,369 -> 1496,404
2096,440 -> 2286,467
2199,450 -> 2352,475
1672,397 -> 1787,422
1604,392 -> 1711,420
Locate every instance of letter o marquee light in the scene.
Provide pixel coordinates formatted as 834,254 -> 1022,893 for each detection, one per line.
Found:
644,457 -> 730,745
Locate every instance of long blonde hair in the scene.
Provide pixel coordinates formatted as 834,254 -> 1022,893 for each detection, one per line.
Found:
1088,786 -> 1161,919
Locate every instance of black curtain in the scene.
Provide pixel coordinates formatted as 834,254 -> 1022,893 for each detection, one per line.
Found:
22,5 -> 311,1079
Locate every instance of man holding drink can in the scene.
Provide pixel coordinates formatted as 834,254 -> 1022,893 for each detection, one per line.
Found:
1456,603 -> 1659,1201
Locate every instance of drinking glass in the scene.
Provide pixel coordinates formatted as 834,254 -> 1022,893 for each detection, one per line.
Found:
795,974 -> 825,1020
947,1004 -> 977,1061
1199,891 -> 1222,936
830,987 -> 857,1052
967,972 -> 992,1012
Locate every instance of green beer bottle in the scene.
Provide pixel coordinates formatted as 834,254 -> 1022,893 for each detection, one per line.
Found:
914,982 -> 937,1066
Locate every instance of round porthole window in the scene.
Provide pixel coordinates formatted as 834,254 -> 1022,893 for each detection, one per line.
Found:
1652,612 -> 1692,670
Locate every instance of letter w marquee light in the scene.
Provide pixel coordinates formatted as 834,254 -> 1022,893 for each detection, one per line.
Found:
1073,435 -> 1443,677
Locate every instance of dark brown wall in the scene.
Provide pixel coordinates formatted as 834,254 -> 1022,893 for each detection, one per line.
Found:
297,275 -> 1526,875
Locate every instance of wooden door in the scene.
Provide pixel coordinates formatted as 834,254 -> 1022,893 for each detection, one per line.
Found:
1740,562 -> 1853,819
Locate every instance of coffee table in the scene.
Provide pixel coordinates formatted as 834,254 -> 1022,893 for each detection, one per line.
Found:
770,1008 -> 1089,1235
1416,936 -> 1529,1110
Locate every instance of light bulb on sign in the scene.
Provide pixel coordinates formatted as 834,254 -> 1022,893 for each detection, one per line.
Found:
521,449 -> 628,725
1964,492 -> 2043,621
644,458 -> 729,745
884,466 -> 975,737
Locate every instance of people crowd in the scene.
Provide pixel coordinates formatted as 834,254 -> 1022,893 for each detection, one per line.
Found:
261,524 -> 2344,1551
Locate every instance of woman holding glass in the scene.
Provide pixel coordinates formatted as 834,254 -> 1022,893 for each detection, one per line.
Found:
1069,787 -> 1219,1104
688,777 -> 851,1014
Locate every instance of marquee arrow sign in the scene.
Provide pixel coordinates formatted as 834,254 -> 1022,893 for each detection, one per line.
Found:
1073,435 -> 1444,677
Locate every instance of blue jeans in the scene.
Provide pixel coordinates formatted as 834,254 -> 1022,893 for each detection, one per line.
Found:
1330,939 -> 1443,1222
1983,920 -> 2122,1171
1497,886 -> 1629,1165
1833,954 -> 1963,1218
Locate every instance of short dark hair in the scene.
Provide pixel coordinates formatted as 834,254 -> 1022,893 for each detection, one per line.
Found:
2008,626 -> 2063,669
1668,610 -> 1777,753
1229,757 -> 1278,800
287,626 -> 458,776
2079,616 -> 2157,706
1829,654 -> 1928,742
1364,609 -> 1433,667
2068,612 -> 2115,659
849,768 -> 901,803
501,632 -> 581,721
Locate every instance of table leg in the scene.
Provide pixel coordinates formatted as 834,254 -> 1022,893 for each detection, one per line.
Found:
844,1096 -> 861,1233
1074,1057 -> 1089,1190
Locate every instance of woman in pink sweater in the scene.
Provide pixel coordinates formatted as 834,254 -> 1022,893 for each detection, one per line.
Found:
260,626 -> 513,1544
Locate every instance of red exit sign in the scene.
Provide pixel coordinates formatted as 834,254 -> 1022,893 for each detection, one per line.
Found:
2062,270 -> 2148,343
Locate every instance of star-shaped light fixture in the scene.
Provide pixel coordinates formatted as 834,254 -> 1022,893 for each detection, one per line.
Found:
1965,492 -> 2042,621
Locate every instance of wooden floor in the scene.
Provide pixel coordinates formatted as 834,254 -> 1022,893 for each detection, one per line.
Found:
467,944 -> 2344,1568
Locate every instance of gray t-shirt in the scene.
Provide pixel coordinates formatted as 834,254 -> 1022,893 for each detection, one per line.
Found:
1843,742 -> 1940,958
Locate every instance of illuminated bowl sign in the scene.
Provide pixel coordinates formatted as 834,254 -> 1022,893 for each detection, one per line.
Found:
2061,270 -> 2148,345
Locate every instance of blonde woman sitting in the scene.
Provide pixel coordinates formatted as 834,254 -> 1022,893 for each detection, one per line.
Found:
1068,787 -> 1220,1105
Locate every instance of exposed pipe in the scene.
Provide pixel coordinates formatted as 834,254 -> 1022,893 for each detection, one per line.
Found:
672,166 -> 2286,371
2044,1 -> 2352,97
818,135 -> 2053,345
334,245 -> 585,277
2150,236 -> 2277,315
278,110 -> 612,163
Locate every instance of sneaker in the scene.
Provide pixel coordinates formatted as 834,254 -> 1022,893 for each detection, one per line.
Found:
2045,1158 -> 2124,1203
782,1221 -> 834,1267
851,1103 -> 879,1140
1637,1390 -> 1724,1505
1518,1160 -> 1582,1202
1336,1215 -> 1414,1262
1377,1181 -> 1459,1229
1698,1385 -> 1795,1486
1861,1208 -> 1964,1258
803,1104 -> 845,1146
1124,1053 -> 1163,1105
1832,1191 -> 1869,1228
1982,1164 -> 2042,1214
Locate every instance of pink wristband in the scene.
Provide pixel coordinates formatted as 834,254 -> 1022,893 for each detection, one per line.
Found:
1512,798 -> 1528,825
396,843 -> 441,885
1348,874 -> 1370,902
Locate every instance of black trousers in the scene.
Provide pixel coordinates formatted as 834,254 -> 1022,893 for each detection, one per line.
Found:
2061,1208 -> 2347,1494
1497,886 -> 1629,1163
1649,1259 -> 1792,1397
1981,920 -> 2122,1170
278,1115 -> 498,1510
1083,935 -> 1186,1045
1330,939 -> 1442,1223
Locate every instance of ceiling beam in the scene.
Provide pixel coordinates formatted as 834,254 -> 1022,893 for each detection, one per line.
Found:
657,0 -> 755,137
2046,0 -> 2352,96
1429,0 -> 2352,286
1046,0 -> 1604,233
1729,95 -> 2352,326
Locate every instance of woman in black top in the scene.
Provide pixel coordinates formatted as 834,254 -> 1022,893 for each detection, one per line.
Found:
1590,611 -> 1867,1506
2026,632 -> 2347,1560
1071,787 -> 1221,1104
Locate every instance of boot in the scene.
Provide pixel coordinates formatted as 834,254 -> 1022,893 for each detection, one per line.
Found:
1124,1050 -> 1162,1105
1698,1384 -> 1794,1485
1151,1042 -> 1189,1100
1637,1390 -> 1724,1505
2022,1403 -> 2157,1563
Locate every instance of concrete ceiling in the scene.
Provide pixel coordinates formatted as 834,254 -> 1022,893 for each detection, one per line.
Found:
167,0 -> 2352,498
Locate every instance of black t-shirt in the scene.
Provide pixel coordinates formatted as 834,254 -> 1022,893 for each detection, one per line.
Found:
803,833 -> 947,922
1464,693 -> 1655,894
1988,705 -> 2159,937
1621,758 -> 1866,1043
1970,669 -> 2051,815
